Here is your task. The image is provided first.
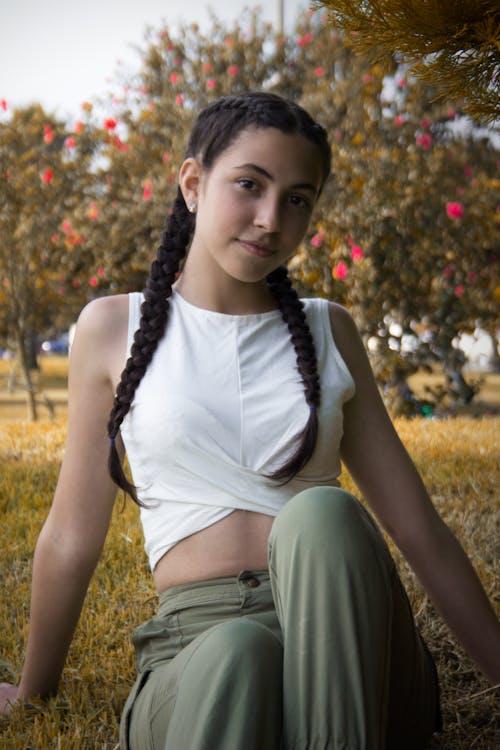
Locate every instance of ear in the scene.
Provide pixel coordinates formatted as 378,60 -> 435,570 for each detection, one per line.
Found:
179,157 -> 202,209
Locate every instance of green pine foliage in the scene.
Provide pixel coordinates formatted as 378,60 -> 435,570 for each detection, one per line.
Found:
314,0 -> 500,126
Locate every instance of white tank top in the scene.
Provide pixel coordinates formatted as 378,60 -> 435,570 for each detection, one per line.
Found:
120,290 -> 355,571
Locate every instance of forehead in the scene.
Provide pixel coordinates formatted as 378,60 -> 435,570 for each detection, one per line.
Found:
210,127 -> 324,189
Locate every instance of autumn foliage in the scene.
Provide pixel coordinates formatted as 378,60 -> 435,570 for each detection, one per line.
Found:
0,7 -> 498,416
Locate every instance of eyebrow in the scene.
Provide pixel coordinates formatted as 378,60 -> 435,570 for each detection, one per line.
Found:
233,163 -> 319,194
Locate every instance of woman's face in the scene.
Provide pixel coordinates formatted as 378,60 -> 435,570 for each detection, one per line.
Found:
180,126 -> 324,286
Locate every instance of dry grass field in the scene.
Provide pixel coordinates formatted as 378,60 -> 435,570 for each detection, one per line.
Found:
0,357 -> 499,748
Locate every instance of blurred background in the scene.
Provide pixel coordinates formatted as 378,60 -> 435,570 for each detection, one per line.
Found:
1,0 -> 498,421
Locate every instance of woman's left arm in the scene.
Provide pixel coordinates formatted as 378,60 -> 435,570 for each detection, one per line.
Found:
329,302 -> 500,683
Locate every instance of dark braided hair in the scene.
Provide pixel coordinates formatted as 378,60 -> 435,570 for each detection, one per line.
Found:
108,92 -> 331,503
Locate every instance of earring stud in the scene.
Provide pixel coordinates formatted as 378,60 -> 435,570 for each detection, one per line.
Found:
188,202 -> 197,214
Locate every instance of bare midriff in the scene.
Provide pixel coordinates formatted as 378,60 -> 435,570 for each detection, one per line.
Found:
153,509 -> 275,593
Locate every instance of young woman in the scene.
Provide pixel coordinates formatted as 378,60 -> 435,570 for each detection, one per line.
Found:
1,93 -> 499,749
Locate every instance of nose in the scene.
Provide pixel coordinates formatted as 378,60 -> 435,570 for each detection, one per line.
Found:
254,197 -> 281,233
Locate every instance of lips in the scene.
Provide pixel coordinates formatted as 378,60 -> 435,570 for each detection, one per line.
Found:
238,239 -> 275,258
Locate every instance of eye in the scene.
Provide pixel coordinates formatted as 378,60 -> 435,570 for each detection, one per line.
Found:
236,178 -> 258,191
289,193 -> 312,210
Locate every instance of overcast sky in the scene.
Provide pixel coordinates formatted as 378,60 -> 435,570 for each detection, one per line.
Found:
0,0 -> 309,119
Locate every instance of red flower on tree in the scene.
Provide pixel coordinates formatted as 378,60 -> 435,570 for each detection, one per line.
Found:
310,230 -> 325,248
104,118 -> 117,130
43,124 -> 54,144
142,179 -> 153,201
333,262 -> 348,281
228,65 -> 239,76
350,245 -> 364,262
0,99 -> 7,111
42,168 -> 54,184
446,201 -> 464,219
416,133 -> 433,149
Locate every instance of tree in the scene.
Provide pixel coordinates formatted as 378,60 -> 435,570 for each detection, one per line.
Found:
0,104 -> 97,418
313,0 -> 500,128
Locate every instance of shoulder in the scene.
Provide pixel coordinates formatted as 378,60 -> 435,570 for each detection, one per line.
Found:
71,294 -> 130,389
325,301 -> 365,371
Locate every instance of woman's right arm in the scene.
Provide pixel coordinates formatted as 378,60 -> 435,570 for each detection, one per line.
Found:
0,295 -> 129,710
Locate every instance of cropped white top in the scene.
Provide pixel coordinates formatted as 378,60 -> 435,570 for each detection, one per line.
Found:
120,291 -> 355,571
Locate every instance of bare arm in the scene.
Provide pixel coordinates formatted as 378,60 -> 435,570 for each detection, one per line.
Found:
330,302 -> 500,683
1,295 -> 129,709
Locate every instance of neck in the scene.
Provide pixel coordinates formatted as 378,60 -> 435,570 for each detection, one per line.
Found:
175,260 -> 278,316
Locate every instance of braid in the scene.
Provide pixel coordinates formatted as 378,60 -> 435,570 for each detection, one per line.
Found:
108,188 -> 193,504
266,265 -> 320,483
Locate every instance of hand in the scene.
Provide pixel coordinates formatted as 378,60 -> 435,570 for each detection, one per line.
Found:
0,683 -> 19,715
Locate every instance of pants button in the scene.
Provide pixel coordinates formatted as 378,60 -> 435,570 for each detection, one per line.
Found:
245,576 -> 260,588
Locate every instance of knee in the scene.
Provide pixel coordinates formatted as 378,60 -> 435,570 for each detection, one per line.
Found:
270,487 -> 388,565
271,486 -> 366,543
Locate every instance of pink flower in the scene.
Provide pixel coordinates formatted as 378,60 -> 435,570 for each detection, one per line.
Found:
416,133 -> 433,149
104,118 -> 117,130
464,165 -> 473,178
394,115 -> 405,126
65,136 -> 76,149
88,202 -> 99,220
447,108 -> 457,119
310,230 -> 325,248
175,94 -> 184,105
112,135 -> 129,152
297,32 -> 312,47
446,201 -> 464,219
0,99 -> 7,111
398,78 -> 407,88
454,285 -> 465,298
362,74 -> 372,83
225,37 -> 233,46
170,73 -> 179,84
162,152 -> 171,163
51,234 -> 59,243
89,277 -> 98,287
74,120 -> 84,134
62,220 -> 72,233
42,168 -> 54,184
142,179 -> 153,201
314,67 -> 326,76
333,262 -> 348,281
72,279 -> 81,288
350,245 -> 364,262
97,266 -> 105,277
203,62 -> 213,73
420,118 -> 431,130
43,124 -> 54,143
206,78 -> 217,90
228,65 -> 239,76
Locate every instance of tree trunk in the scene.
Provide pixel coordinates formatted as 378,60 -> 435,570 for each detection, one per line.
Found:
16,330 -> 38,422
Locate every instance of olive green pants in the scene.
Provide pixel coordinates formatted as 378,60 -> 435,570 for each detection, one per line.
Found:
120,488 -> 440,749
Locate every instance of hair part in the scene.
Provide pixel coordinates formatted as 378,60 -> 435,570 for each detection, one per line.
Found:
107,92 -> 330,503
